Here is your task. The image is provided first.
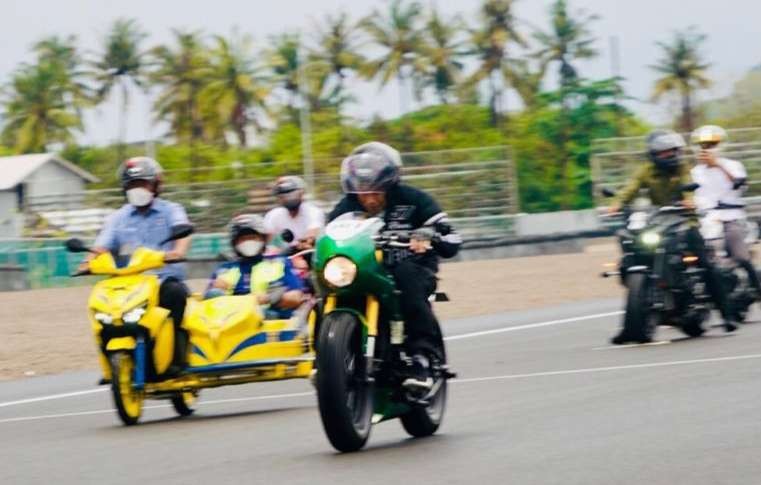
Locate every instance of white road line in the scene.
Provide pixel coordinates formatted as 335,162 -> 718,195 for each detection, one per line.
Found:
0,310 -> 622,410
592,340 -> 672,351
4,353 -> 761,425
452,353 -> 761,384
0,391 -> 315,425
0,388 -> 107,409
444,310 -> 623,341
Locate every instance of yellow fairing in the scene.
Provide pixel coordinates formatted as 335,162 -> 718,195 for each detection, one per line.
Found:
140,307 -> 173,374
107,337 -> 136,351
88,248 -> 166,276
185,295 -> 309,367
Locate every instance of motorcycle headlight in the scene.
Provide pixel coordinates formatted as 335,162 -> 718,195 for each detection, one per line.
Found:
640,231 -> 661,246
94,312 -> 114,325
122,304 -> 147,324
324,257 -> 357,288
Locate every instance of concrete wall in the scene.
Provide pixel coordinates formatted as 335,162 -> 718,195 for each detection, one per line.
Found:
0,266 -> 29,291
0,191 -> 21,238
514,209 -> 603,238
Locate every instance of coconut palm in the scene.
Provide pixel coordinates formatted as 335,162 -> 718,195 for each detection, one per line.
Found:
467,0 -> 526,125
91,18 -> 149,152
266,33 -> 302,123
533,0 -> 598,89
32,35 -> 92,111
310,12 -> 364,114
417,8 -> 466,104
1,62 -> 83,152
651,27 -> 711,132
360,0 -> 427,115
150,30 -> 210,145
200,32 -> 270,147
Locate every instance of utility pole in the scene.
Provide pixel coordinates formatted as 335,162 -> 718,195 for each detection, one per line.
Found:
297,44 -> 315,196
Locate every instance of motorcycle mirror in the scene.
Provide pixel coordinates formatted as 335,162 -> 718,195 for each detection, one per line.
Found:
161,224 -> 194,245
601,188 -> 616,198
281,230 -> 295,243
681,183 -> 700,193
65,238 -> 90,253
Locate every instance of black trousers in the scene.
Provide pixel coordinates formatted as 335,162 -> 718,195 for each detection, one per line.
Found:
391,261 -> 444,358
685,228 -> 733,320
159,278 -> 189,366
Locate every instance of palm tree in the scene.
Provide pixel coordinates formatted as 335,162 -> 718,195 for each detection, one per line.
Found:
91,18 -> 148,154
533,0 -> 598,89
651,27 -> 711,132
310,12 -> 364,114
417,8 -> 466,104
467,0 -> 526,125
360,0 -> 427,115
32,35 -> 92,112
504,57 -> 549,109
1,62 -> 83,152
201,32 -> 270,147
266,33 -> 301,123
150,30 -> 210,145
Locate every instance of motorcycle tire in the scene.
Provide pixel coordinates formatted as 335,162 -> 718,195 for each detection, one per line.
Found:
400,378 -> 447,438
622,273 -> 657,342
316,311 -> 373,452
110,352 -> 143,426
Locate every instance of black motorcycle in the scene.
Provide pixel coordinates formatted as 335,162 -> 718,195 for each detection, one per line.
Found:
602,188 -> 713,342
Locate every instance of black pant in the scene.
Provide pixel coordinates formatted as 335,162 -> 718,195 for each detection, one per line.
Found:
686,228 -> 733,320
159,278 -> 189,366
392,260 -> 444,358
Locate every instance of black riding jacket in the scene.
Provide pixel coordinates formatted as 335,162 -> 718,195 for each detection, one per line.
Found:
328,184 -> 462,271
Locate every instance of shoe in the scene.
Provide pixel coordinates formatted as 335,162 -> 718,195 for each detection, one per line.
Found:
402,354 -> 433,392
723,320 -> 739,333
611,333 -> 630,345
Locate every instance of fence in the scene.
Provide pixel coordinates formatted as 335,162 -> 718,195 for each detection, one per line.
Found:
591,127 -> 761,203
4,146 -> 520,288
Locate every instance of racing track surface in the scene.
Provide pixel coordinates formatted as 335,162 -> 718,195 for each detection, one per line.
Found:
2,298 -> 761,485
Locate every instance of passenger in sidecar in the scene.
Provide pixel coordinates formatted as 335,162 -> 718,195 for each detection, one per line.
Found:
204,214 -> 306,319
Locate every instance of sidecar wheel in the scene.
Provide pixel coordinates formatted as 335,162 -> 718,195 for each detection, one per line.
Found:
171,391 -> 197,417
110,352 -> 143,426
316,312 -> 373,452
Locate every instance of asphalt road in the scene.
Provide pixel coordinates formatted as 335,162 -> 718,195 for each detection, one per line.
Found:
2,298 -> 761,485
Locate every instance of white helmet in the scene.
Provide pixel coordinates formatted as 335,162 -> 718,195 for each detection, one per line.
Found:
691,125 -> 728,148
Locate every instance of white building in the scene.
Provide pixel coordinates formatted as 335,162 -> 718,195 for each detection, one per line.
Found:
0,153 -> 99,238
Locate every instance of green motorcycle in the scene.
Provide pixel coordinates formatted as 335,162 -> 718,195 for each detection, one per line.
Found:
313,213 -> 454,452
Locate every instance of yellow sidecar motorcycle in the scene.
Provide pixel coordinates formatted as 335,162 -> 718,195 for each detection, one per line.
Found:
66,226 -> 315,426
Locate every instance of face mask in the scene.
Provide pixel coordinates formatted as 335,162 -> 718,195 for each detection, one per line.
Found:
702,147 -> 720,158
236,240 -> 264,257
126,187 -> 154,207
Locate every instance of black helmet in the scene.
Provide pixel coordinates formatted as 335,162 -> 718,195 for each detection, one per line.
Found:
117,157 -> 163,190
340,142 -> 402,194
647,130 -> 686,172
229,213 -> 267,243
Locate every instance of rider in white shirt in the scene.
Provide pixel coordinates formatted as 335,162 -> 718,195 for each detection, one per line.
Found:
263,176 -> 325,249
690,124 -> 760,297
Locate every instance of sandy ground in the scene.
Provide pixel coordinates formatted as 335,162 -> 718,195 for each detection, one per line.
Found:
0,240 -> 621,381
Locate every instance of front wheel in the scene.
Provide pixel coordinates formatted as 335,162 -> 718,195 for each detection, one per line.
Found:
110,352 -> 143,426
316,312 -> 373,453
621,273 -> 657,342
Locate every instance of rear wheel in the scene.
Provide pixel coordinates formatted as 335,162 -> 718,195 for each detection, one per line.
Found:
316,312 -> 373,452
621,273 -> 657,343
170,391 -> 197,417
401,378 -> 447,438
110,352 -> 143,426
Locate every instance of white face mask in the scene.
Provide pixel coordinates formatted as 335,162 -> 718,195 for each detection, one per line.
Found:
236,240 -> 264,257
126,187 -> 154,207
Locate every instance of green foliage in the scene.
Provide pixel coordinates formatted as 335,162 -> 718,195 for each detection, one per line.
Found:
510,79 -> 647,212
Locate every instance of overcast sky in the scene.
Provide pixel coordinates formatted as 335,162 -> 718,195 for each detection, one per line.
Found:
1,0 -> 758,145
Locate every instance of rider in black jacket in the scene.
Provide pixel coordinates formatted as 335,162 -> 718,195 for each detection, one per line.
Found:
329,142 -> 462,390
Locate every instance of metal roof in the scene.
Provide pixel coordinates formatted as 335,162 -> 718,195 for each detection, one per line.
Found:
0,153 -> 99,191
